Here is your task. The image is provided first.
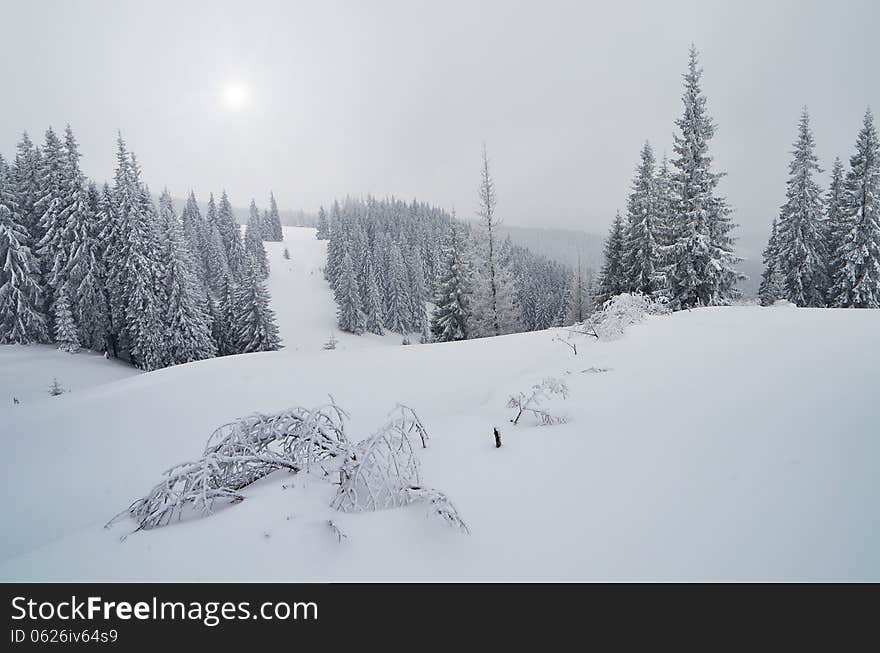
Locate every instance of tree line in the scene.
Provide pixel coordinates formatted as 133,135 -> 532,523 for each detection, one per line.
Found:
321,149 -> 576,344
0,127 -> 282,369
758,108 -> 880,308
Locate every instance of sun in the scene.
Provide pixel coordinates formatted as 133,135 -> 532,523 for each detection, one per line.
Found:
222,81 -> 249,111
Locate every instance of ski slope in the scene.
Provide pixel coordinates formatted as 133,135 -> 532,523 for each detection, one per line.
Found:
1,227 -> 879,581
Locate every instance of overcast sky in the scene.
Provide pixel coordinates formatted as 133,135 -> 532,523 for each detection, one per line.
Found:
2,0 -> 878,255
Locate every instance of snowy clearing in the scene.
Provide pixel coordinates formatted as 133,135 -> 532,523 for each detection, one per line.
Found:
1,228 -> 878,581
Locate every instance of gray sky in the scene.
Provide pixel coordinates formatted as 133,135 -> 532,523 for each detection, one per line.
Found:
2,0 -> 878,256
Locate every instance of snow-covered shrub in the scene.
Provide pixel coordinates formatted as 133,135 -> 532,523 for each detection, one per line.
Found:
282,247 -> 291,260
331,405 -> 467,532
579,292 -> 668,341
323,333 -> 339,350
114,401 -> 467,536
112,400 -> 350,531
507,377 -> 569,426
331,405 -> 428,512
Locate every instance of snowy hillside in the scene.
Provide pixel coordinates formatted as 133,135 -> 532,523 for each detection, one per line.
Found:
0,227 -> 392,409
2,231 -> 878,581
264,227 -> 411,352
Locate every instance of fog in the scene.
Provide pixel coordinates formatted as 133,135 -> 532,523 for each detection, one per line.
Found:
2,0 -> 878,257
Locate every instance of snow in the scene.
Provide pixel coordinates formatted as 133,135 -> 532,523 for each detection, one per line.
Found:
1,227 -> 879,581
0,345 -> 139,406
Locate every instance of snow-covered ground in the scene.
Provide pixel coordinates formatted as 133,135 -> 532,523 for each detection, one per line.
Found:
1,228 -> 878,581
0,345 -> 139,407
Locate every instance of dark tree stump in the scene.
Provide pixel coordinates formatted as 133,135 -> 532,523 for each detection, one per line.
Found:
494,427 -> 502,448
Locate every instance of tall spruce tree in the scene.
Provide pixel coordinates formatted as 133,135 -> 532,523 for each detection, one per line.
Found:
623,141 -> 661,295
758,218 -> 785,306
316,205 -> 330,240
180,191 -> 208,283
264,192 -> 283,241
203,193 -> 230,291
215,277 -> 238,355
824,157 -> 848,294
0,158 -> 49,344
384,242 -> 412,334
595,212 -> 627,307
430,219 -> 472,341
157,190 -> 216,365
776,108 -> 828,306
52,287 -> 80,352
244,199 -> 269,278
12,132 -> 42,240
105,137 -> 165,370
232,255 -> 282,352
831,109 -> 880,308
362,254 -> 386,335
217,190 -> 246,278
667,46 -> 741,309
67,166 -> 110,351
34,126 -> 68,316
334,250 -> 365,334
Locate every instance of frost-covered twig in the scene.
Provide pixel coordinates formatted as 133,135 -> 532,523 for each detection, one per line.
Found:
327,519 -> 348,542
507,377 -> 569,426
404,487 -> 470,534
553,333 -> 578,356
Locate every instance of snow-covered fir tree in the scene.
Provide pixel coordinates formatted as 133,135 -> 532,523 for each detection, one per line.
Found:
470,145 -> 519,337
316,205 -> 330,240
244,199 -> 269,278
334,250 -> 365,334
667,46 -> 742,309
215,277 -> 238,356
232,255 -> 282,352
595,211 -> 628,307
68,176 -> 110,353
52,287 -> 80,352
34,126 -> 69,314
653,153 -> 675,268
384,242 -> 412,334
824,157 -> 848,295
623,141 -> 662,295
263,192 -> 283,241
157,190 -> 216,365
0,157 -> 49,344
831,109 -> 880,308
776,108 -> 828,307
758,218 -> 785,306
180,191 -> 208,284
12,132 -> 43,241
53,126 -> 99,341
105,137 -> 165,370
217,190 -> 246,278
405,246 -> 428,335
430,219 -> 473,341
362,254 -> 385,335
202,193 -> 231,291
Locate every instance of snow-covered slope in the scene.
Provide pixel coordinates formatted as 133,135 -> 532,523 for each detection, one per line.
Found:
0,345 -> 140,407
265,227 -> 414,351
1,229 -> 878,581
